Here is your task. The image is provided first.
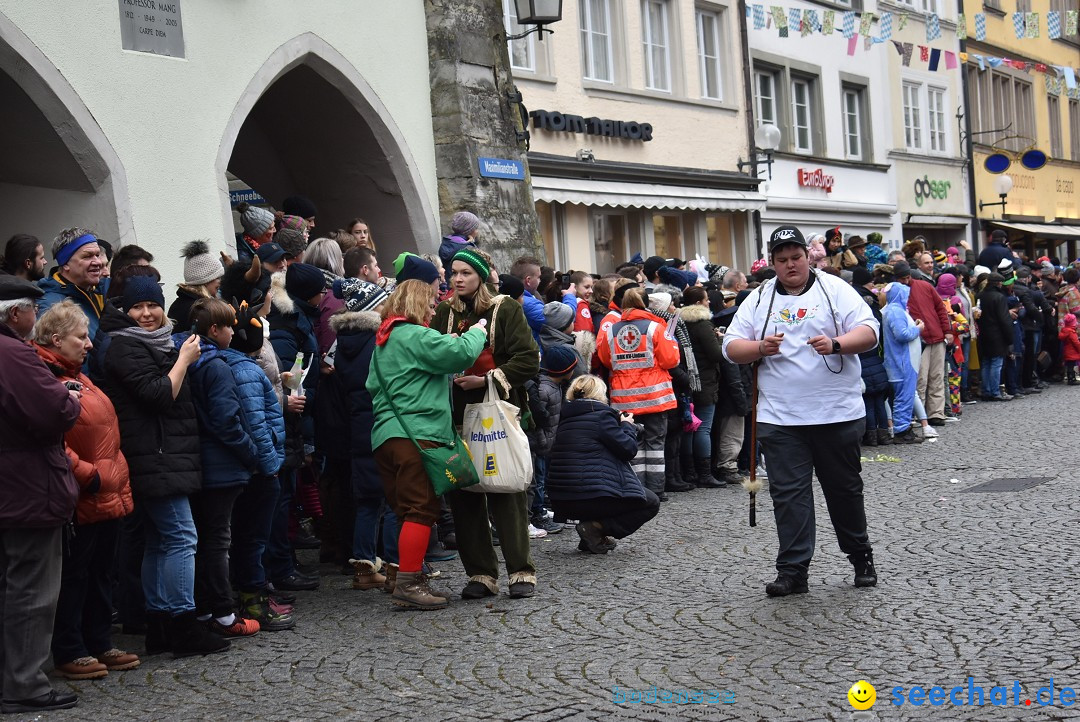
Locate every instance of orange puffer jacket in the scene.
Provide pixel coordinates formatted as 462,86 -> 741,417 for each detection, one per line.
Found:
34,344 -> 133,525
596,307 -> 680,415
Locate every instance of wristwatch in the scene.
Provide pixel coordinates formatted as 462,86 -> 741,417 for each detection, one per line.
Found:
831,339 -> 842,355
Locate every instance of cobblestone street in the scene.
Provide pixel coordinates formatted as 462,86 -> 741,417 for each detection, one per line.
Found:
30,386 -> 1080,721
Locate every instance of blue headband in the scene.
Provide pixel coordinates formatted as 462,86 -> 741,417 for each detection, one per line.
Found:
55,234 -> 98,267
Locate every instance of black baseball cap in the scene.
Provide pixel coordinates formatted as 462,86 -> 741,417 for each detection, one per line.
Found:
768,226 -> 807,252
256,242 -> 288,264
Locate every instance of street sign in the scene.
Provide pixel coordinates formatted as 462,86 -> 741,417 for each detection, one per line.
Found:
478,157 -> 526,181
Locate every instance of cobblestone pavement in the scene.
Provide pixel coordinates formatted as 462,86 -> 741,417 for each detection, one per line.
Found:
23,386 -> 1080,721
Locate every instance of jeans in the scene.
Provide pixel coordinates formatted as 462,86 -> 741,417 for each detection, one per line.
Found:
981,356 -> 1004,397
231,474 -> 279,592
757,419 -> 872,580
352,498 -> 399,564
528,455 -> 548,521
140,495 -> 197,615
191,485 -> 244,618
862,392 -> 888,431
684,403 -> 716,459
52,519 -> 120,665
1004,354 -> 1022,394
265,467 -> 296,582
960,337 -> 971,391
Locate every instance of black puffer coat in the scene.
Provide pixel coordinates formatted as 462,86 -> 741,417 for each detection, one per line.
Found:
546,399 -> 645,512
679,304 -> 724,407
855,285 -> 889,394
976,285 -> 1014,359
99,303 -> 201,499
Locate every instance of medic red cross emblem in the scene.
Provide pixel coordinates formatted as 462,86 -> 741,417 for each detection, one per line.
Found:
616,324 -> 641,350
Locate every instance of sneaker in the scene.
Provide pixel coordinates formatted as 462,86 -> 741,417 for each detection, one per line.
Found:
527,524 -> 548,539
921,425 -> 938,438
424,543 -> 458,563
943,416 -> 959,423
715,468 -> 746,485
532,518 -> 563,534
239,590 -> 295,632
95,648 -> 140,671
268,597 -> 293,616
543,509 -> 555,520
927,418 -> 946,427
209,616 -> 260,637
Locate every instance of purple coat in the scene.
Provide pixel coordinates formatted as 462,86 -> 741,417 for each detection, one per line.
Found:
0,323 -> 80,527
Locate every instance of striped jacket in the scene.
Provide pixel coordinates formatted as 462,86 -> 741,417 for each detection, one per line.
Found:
596,308 -> 680,415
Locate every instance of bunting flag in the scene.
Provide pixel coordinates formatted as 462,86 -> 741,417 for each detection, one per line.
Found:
959,52 -> 968,64
1067,10 -> 1078,36
929,48 -> 941,72
927,13 -> 941,41
859,11 -> 874,37
789,8 -> 801,31
771,6 -> 786,28
1026,12 -> 1039,38
807,9 -> 821,31
902,42 -> 914,67
975,13 -> 986,41
919,45 -> 929,63
892,40 -> 903,56
753,4 -> 765,29
974,54 -> 985,70
878,12 -> 893,41
1012,12 -> 1025,39
1045,75 -> 1060,96
897,12 -> 908,30
823,10 -> 835,34
779,24 -> 788,37
956,14 -> 966,40
1066,67 -> 1078,90
1048,10 -> 1061,39
746,4 -> 752,18
847,35 -> 859,55
801,9 -> 812,36
945,51 -> 958,70
842,11 -> 855,38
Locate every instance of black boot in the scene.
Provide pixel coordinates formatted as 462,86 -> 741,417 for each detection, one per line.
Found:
665,458 -> 694,493
694,457 -> 724,488
861,430 -> 878,447
1069,368 -> 1079,386
144,611 -> 171,656
678,453 -> 698,488
849,551 -> 877,588
876,429 -> 893,446
169,612 -> 230,658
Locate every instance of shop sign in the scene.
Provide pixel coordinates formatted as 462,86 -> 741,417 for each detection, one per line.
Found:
478,157 -> 525,180
118,0 -> 184,58
797,168 -> 834,194
529,110 -> 653,142
913,176 -> 951,207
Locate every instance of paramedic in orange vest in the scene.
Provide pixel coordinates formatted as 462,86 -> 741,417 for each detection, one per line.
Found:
596,286 -> 680,501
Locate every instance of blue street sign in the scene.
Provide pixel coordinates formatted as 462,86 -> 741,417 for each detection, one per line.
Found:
478,157 -> 525,180
229,189 -> 267,206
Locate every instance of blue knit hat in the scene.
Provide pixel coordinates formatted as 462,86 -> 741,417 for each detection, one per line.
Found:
397,255 -> 440,285
120,275 -> 165,312
541,344 -> 578,375
285,263 -> 326,301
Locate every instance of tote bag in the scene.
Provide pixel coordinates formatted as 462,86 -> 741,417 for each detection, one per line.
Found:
462,375 -> 532,493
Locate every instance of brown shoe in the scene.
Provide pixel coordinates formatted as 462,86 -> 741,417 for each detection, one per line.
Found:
55,656 -> 108,680
382,563 -> 398,594
391,571 -> 448,610
95,648 -> 141,671
350,558 -> 386,591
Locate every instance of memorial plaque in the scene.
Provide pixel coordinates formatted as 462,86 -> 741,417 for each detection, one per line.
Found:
118,0 -> 185,58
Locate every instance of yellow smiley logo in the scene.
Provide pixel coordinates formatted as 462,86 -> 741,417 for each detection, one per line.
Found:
848,680 -> 876,710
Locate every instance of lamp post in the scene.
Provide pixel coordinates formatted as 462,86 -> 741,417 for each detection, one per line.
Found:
508,0 -> 563,41
978,174 -> 1013,214
737,124 -> 781,180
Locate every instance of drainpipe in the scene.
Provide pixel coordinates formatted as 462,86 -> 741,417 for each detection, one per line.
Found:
958,0 -> 980,255
738,0 -> 764,260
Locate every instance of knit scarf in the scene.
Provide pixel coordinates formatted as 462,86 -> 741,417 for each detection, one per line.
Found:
107,321 -> 176,354
652,308 -> 701,393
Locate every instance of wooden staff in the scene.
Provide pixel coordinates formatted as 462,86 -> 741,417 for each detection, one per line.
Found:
741,362 -> 762,526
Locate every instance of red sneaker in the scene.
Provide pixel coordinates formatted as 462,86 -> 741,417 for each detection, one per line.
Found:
208,616 -> 260,637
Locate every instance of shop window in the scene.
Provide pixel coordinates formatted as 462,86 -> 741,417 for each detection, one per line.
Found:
1070,100 -> 1080,161
1048,95 -> 1063,160
580,0 -> 614,83
502,0 -> 536,72
790,77 -> 814,153
536,201 -> 561,269
642,0 -> 671,92
653,214 -> 683,260
696,7 -> 723,100
705,214 -> 734,268
593,211 -> 627,275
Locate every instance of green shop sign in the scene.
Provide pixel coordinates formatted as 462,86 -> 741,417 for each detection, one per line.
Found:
914,176 -> 951,207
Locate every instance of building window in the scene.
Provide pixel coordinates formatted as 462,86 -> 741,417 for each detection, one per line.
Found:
790,77 -> 813,153
966,65 -> 992,134
842,86 -> 865,160
1048,95 -> 1064,159
928,87 -> 947,153
1070,99 -> 1080,161
502,0 -> 535,72
755,71 -> 777,126
903,82 -> 922,151
696,8 -> 723,100
971,72 -> 1034,151
1013,80 -> 1035,152
642,0 -> 671,91
580,0 -> 614,82
895,0 -> 939,13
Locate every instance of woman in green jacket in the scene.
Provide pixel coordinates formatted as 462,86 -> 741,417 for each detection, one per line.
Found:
433,249 -> 541,600
368,280 -> 487,610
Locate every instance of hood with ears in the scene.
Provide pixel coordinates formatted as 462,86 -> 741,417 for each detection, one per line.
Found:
885,282 -> 910,308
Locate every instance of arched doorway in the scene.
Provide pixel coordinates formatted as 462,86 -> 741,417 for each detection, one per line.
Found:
0,11 -> 131,253
218,34 -> 437,260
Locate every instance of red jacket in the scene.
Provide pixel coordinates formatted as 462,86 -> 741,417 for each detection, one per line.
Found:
35,344 -> 133,525
596,308 -> 680,415
906,278 -> 951,344
1060,327 -> 1080,362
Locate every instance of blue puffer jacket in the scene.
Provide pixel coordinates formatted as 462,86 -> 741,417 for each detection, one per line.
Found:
855,286 -> 889,394
222,347 -> 285,477
546,398 -> 645,512
185,337 -> 282,487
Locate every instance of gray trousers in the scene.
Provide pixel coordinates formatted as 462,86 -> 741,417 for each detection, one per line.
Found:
0,526 -> 63,701
631,412 -> 668,494
715,415 -> 745,472
757,419 -> 872,580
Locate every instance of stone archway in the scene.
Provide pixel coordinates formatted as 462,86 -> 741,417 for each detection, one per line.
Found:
0,11 -> 131,252
217,33 -> 437,259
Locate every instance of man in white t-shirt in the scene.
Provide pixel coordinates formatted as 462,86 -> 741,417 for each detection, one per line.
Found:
722,226 -> 880,597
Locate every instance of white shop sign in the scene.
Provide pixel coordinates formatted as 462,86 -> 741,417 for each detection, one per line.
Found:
118,0 -> 184,58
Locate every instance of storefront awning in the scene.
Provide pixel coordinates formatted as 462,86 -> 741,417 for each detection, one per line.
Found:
990,221 -> 1080,240
531,176 -> 766,212
905,214 -> 971,227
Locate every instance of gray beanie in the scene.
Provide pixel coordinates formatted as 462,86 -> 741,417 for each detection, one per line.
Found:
237,202 -> 275,238
543,301 -> 574,331
180,240 -> 223,286
451,211 -> 480,236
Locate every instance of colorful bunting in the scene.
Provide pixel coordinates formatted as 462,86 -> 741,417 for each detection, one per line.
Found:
807,9 -> 820,32
847,35 -> 858,55
822,9 -> 835,34
801,9 -> 812,36
770,6 -> 786,28
975,13 -> 986,41
945,51 -> 957,70
1048,10 -> 1061,39
929,48 -> 941,72
1066,67 -> 1078,90
956,14 -> 966,40
859,11 -> 873,37
1012,12 -> 1025,39
1026,12 -> 1039,38
878,12 -> 893,41
753,4 -> 765,29
902,42 -> 914,67
919,45 -> 929,63
788,8 -> 801,31
842,11 -> 855,38
927,13 -> 941,41
897,13 -> 909,31
1067,10 -> 1078,36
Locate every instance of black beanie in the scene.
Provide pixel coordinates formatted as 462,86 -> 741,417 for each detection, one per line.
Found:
285,263 -> 326,301
498,273 -> 525,300
282,195 -> 318,220
642,256 -> 666,282
851,266 -> 874,286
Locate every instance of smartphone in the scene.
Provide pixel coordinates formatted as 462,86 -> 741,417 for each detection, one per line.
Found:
64,380 -> 83,392
561,272 -> 571,287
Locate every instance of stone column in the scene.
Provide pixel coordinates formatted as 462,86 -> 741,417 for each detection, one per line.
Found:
426,0 -> 543,272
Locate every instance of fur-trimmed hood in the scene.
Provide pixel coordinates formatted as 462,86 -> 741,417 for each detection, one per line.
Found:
329,310 -> 381,334
269,271 -> 293,315
678,304 -> 713,324
573,329 -> 596,369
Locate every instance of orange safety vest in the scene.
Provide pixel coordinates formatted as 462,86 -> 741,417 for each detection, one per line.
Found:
596,308 -> 680,414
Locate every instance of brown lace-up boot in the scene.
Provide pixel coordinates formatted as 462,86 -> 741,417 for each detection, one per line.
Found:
350,559 -> 386,590
391,571 -> 448,610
